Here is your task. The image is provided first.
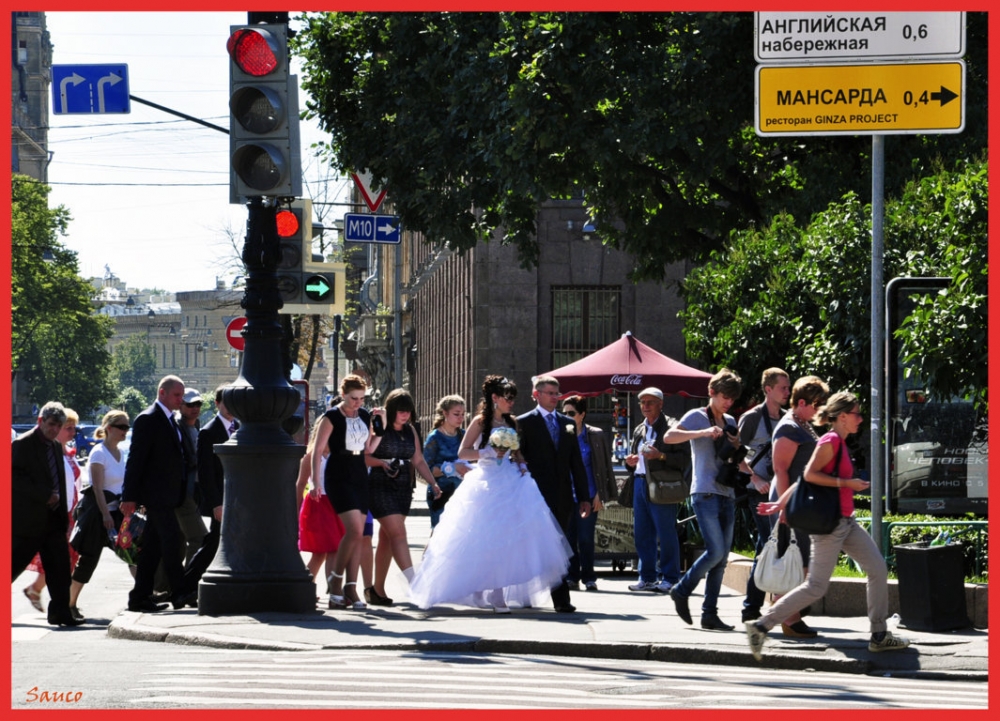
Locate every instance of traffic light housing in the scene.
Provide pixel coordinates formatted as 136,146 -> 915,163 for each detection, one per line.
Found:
227,23 -> 301,203
275,198 -> 309,305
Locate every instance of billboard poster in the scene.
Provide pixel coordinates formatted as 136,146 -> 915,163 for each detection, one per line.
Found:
885,277 -> 987,515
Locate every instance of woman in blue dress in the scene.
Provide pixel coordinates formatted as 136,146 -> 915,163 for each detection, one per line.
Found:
423,395 -> 469,529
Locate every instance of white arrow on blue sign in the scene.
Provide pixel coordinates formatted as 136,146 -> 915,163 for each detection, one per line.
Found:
51,64 -> 130,115
343,213 -> 402,244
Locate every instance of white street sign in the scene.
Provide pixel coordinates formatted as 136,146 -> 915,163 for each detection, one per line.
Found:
756,12 -> 965,63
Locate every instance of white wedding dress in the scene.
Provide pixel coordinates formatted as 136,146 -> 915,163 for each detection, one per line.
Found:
409,448 -> 572,610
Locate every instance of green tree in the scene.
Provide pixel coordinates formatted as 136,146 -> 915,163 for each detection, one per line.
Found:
12,174 -> 115,415
113,386 -> 148,419
679,158 -> 987,411
111,334 -> 158,403
293,12 -> 986,279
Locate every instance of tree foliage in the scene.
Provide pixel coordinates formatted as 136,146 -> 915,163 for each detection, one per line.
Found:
680,158 -> 987,411
111,334 -> 158,404
12,174 -> 115,416
294,12 -> 986,280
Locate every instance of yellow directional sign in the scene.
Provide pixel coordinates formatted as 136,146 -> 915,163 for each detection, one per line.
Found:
756,61 -> 964,136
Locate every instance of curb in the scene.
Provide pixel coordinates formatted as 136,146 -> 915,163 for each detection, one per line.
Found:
108,613 -> 928,677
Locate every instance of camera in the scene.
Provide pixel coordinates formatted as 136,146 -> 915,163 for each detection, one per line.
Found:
716,426 -> 748,465
385,458 -> 402,478
372,414 -> 384,436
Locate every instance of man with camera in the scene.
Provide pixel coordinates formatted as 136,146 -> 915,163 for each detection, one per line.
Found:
663,368 -> 743,631
737,369 -> 790,623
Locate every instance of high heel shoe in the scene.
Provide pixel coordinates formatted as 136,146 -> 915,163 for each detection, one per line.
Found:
343,582 -> 367,611
364,586 -> 394,607
327,570 -> 346,609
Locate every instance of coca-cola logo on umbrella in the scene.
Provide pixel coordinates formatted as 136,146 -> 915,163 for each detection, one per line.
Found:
611,374 -> 643,386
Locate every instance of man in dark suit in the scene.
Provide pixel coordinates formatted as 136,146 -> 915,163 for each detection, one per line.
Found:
11,402 -> 81,626
517,375 -> 591,613
120,375 -> 195,612
180,384 -> 237,593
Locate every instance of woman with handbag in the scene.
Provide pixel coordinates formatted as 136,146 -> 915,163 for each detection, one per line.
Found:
68,410 -> 130,620
296,415 -> 345,587
745,392 -> 911,660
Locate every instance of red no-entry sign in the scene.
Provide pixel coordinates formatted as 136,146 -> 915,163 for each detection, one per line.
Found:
226,316 -> 248,351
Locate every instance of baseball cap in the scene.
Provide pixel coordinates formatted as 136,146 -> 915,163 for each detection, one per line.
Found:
182,388 -> 203,404
637,387 -> 664,401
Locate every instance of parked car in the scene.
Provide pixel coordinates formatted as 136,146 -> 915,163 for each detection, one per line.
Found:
74,424 -> 101,459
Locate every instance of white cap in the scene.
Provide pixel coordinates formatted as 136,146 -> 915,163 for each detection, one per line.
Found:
637,387 -> 663,401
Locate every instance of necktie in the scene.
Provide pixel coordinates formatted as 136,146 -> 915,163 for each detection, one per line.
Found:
228,420 -> 237,435
46,443 -> 61,496
546,413 -> 560,446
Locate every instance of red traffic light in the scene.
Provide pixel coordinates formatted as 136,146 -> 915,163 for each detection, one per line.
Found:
276,208 -> 301,238
227,28 -> 280,77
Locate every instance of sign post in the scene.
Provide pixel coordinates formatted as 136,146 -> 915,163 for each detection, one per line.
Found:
753,11 -> 967,552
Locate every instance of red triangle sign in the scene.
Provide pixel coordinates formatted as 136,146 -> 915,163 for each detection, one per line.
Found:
351,171 -> 388,213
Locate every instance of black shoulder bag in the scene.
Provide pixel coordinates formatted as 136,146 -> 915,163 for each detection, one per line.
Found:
785,437 -> 844,535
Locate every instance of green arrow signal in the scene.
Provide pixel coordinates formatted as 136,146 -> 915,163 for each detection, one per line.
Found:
304,275 -> 332,300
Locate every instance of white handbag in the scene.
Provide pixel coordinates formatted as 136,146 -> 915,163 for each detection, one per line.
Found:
753,524 -> 805,595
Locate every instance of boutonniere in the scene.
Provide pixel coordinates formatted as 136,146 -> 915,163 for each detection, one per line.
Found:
564,423 -> 575,434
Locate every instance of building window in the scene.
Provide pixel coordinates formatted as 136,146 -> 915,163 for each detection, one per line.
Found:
551,286 -> 620,411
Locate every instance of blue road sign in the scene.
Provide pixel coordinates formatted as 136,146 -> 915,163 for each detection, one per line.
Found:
343,213 -> 402,244
51,64 -> 130,115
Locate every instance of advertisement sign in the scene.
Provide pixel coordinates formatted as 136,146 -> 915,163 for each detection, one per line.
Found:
886,278 -> 987,515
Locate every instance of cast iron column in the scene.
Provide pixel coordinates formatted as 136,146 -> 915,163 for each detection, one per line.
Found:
198,197 -> 315,614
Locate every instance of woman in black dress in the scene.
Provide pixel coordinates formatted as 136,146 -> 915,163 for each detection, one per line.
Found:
311,374 -> 373,610
367,388 -> 440,605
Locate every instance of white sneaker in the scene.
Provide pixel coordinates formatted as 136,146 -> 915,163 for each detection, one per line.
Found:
869,631 -> 910,653
652,580 -> 672,594
745,621 -> 767,661
628,580 -> 658,592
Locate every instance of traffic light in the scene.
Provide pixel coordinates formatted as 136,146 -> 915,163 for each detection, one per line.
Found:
227,23 -> 301,203
275,198 -> 309,305
277,198 -> 348,315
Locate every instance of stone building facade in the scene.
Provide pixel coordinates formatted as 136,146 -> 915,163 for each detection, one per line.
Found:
11,12 -> 52,181
358,198 -> 704,436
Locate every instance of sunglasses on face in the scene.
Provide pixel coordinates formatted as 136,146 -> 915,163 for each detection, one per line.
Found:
111,424 -> 130,431
184,402 -> 202,408
562,410 -> 577,417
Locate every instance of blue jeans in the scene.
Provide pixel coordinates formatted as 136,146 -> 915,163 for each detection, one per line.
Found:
567,510 -> 598,584
632,474 -> 681,584
674,493 -> 735,616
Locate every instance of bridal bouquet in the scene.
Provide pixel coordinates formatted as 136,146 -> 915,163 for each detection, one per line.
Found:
488,427 -> 520,453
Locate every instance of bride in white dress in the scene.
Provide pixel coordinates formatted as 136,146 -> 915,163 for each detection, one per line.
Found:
409,375 -> 572,612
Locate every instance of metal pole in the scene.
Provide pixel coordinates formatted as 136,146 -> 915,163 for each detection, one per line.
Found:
393,243 -> 403,389
870,135 -> 885,552
198,196 -> 314,614
332,313 -> 342,395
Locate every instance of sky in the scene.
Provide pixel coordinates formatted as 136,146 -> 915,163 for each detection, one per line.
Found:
43,11 -> 351,294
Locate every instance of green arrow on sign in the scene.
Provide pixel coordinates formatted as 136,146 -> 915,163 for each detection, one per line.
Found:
304,275 -> 331,300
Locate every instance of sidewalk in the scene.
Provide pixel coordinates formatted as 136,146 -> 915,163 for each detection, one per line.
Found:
106,498 -> 988,681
